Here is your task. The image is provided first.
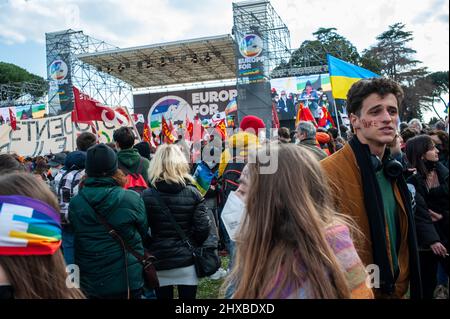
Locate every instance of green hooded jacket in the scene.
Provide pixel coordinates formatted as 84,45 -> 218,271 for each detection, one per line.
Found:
117,148 -> 150,184
68,177 -> 148,298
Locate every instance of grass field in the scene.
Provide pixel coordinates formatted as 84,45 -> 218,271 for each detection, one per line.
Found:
196,256 -> 229,299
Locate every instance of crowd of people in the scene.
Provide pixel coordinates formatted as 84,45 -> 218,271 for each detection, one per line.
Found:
0,77 -> 448,300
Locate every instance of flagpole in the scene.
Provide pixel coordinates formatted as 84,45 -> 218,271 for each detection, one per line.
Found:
122,106 -> 141,142
71,115 -> 76,151
332,100 -> 342,137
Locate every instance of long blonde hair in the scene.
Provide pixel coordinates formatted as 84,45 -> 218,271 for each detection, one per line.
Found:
0,172 -> 85,299
148,144 -> 194,187
229,144 -> 351,299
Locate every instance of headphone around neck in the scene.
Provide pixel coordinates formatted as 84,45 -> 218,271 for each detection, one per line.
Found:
370,154 -> 403,179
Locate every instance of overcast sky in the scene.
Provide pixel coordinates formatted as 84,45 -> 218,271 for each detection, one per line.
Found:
0,0 -> 448,77
0,0 -> 448,118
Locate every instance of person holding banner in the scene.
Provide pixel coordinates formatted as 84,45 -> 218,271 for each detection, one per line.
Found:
321,77 -> 422,299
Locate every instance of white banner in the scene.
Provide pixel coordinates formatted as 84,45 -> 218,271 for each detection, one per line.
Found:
0,112 -> 138,157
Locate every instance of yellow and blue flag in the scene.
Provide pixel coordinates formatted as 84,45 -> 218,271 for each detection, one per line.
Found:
327,54 -> 380,100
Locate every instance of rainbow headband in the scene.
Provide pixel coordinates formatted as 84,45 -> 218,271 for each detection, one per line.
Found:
0,195 -> 62,256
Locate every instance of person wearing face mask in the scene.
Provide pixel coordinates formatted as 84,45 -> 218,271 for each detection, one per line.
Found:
406,135 -> 449,299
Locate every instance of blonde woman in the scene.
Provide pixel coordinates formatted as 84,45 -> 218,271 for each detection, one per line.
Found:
226,144 -> 373,299
142,144 -> 210,299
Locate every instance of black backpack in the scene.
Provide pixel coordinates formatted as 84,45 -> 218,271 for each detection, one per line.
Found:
221,157 -> 246,202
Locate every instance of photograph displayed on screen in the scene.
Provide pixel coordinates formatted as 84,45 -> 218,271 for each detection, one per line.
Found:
270,74 -> 333,122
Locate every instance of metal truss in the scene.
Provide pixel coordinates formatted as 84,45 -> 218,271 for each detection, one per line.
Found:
0,81 -> 47,107
232,0 -> 292,78
45,29 -> 133,115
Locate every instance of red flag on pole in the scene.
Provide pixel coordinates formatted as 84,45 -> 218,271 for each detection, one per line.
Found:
317,106 -> 336,129
215,119 -> 227,140
295,103 -> 317,128
72,86 -> 128,125
185,116 -> 193,141
192,116 -> 205,142
161,116 -> 176,144
143,122 -> 151,143
8,107 -> 17,131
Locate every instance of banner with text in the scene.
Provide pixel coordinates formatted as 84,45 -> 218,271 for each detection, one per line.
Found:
0,112 -> 137,157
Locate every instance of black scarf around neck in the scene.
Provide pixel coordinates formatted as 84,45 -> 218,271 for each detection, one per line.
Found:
349,136 -> 422,298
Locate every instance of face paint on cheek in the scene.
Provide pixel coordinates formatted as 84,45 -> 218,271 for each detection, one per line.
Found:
361,119 -> 380,128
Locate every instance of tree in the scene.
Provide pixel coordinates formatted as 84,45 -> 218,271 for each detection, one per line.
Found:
363,23 -> 427,83
362,23 -> 431,121
288,27 -> 360,68
427,71 -> 449,107
0,62 -> 47,100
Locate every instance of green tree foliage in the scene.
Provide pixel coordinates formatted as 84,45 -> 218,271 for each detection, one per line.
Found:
289,27 -> 360,68
363,23 -> 427,82
0,62 -> 47,100
415,71 -> 449,120
362,23 -> 432,121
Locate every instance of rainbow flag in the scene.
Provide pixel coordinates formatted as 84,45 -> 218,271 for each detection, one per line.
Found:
327,54 -> 380,100
193,162 -> 217,196
225,98 -> 237,115
0,195 -> 62,256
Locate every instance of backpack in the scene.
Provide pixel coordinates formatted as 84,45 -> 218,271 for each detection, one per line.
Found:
221,157 -> 246,202
57,168 -> 84,224
119,158 -> 148,194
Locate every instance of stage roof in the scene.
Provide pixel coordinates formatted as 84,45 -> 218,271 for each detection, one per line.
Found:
77,34 -> 237,88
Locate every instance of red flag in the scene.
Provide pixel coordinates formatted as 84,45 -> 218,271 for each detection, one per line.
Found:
185,116 -> 193,141
295,103 -> 317,128
192,116 -> 205,142
72,87 -> 128,126
9,108 -> 17,131
317,106 -> 336,129
161,116 -> 176,144
143,122 -> 151,143
215,119 -> 227,140
271,102 -> 280,128
168,119 -> 178,139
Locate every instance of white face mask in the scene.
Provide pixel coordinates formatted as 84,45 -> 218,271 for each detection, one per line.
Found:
221,191 -> 246,241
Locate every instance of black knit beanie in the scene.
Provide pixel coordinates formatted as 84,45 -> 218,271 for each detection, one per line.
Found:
85,144 -> 118,177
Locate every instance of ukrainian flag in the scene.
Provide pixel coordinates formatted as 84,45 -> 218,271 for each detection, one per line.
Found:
327,54 -> 380,100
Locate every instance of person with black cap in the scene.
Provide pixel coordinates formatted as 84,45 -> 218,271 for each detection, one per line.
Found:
48,152 -> 67,178
69,144 -> 148,299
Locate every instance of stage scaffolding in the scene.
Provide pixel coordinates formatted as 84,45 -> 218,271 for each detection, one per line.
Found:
232,0 -> 291,79
0,81 -> 47,108
45,29 -> 133,115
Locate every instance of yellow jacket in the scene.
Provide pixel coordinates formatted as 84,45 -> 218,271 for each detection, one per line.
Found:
218,131 -> 260,177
